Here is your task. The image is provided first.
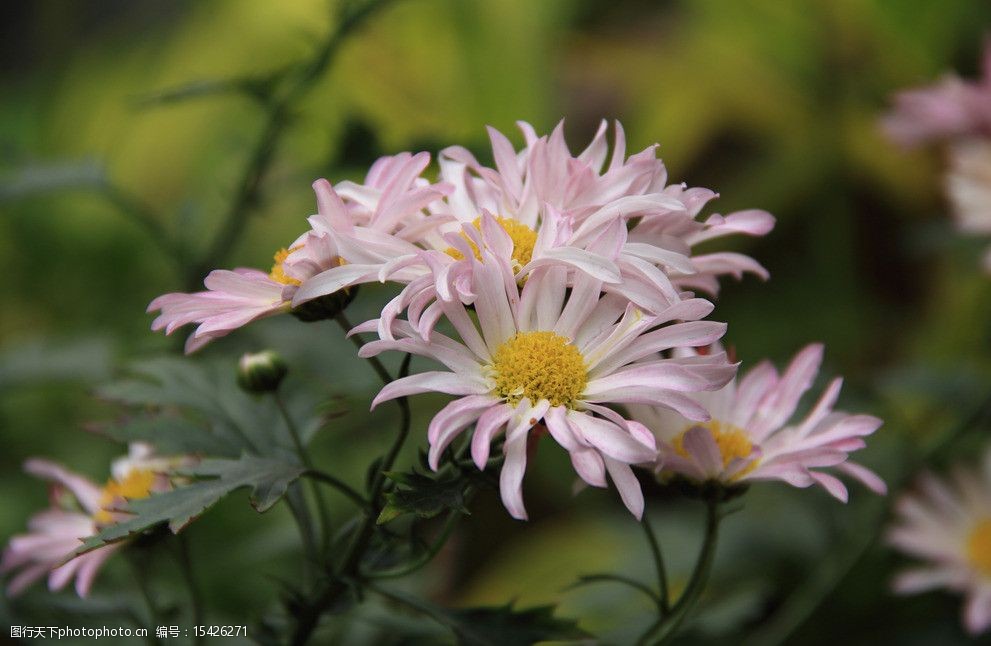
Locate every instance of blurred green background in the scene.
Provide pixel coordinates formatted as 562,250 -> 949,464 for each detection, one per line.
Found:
3,0 -> 991,643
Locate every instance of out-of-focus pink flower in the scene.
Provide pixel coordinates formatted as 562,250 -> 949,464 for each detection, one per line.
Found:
881,41 -> 991,148
887,450 -> 991,635
632,344 -> 885,501
1,445 -> 184,598
354,249 -> 736,520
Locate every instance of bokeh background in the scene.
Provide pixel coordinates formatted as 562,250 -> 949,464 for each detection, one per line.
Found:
3,0 -> 991,643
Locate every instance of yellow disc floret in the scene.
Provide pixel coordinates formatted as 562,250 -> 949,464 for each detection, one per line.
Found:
967,518 -> 991,577
93,469 -> 155,524
672,420 -> 757,479
446,216 -> 538,272
269,247 -> 302,286
490,331 -> 587,408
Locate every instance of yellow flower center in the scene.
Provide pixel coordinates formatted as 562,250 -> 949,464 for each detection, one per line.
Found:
93,469 -> 155,524
446,216 -> 538,271
269,247 -> 302,286
672,420 -> 757,479
490,331 -> 587,408
967,519 -> 991,577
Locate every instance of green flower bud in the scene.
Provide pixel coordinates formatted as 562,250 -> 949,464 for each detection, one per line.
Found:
237,350 -> 288,394
290,286 -> 357,323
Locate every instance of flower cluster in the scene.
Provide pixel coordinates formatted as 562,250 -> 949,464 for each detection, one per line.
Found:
148,120 -> 883,520
882,41 -> 991,272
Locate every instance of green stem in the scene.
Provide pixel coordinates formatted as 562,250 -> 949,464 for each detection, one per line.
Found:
276,391 -> 333,554
305,469 -> 370,510
127,554 -> 163,645
641,517 -> 670,613
637,499 -> 721,646
336,312 -> 393,385
184,0 -> 396,290
176,535 -> 205,645
364,580 -> 463,634
290,351 -> 412,645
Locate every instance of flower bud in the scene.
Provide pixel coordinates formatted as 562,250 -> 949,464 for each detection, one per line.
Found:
237,350 -> 288,394
290,287 -> 357,322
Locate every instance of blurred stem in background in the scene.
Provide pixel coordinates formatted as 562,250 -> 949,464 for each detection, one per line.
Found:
183,0 -> 398,291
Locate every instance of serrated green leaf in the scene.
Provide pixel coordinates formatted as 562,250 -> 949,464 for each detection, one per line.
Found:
76,454 -> 305,554
97,357 -> 323,456
92,416 -> 241,457
377,471 -> 476,524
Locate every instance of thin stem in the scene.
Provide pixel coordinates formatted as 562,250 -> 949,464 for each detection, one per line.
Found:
176,535 -> 204,645
276,391 -> 333,553
363,504 -> 465,580
290,353 -> 412,645
186,0 -> 396,290
285,484 -> 320,573
570,574 -> 661,608
336,312 -> 393,385
641,517 -> 670,614
127,554 -> 163,645
637,499 -> 721,646
305,469 -> 370,510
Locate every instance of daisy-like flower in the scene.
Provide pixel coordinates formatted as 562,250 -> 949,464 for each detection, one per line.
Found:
294,121 -> 774,323
887,450 -> 991,634
354,248 -> 737,520
149,153 -> 450,353
1,444 -> 186,597
630,344 -> 885,501
881,40 -> 991,148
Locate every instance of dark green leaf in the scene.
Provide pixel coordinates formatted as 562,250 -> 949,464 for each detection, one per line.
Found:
76,454 -> 305,553
377,471 -> 477,524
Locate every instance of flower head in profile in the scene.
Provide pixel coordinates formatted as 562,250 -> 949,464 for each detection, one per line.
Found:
355,249 -> 736,520
631,344 -> 885,501
1,444 -> 187,597
881,40 -> 991,148
887,449 -> 991,634
149,153 -> 449,352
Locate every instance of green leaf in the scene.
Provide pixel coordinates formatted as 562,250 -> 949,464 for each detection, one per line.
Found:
97,357 -> 324,455
377,471 -> 477,524
0,159 -> 106,201
90,415 -> 242,458
446,604 -> 588,646
0,337 -> 112,387
76,454 -> 305,553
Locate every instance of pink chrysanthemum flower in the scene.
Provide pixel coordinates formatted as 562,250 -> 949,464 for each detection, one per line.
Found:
881,40 -> 991,148
149,153 -> 450,352
354,249 -> 736,520
1,445 -> 185,597
295,121 -> 774,318
887,450 -> 991,634
631,344 -> 885,501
